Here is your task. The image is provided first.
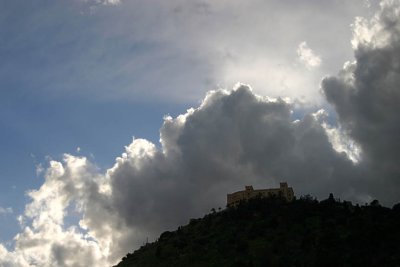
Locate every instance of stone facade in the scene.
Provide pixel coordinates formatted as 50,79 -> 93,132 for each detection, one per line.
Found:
227,182 -> 295,207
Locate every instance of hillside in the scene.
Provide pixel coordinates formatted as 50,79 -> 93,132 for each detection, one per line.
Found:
114,195 -> 400,267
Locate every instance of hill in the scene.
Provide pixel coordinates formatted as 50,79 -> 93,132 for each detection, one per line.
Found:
114,195 -> 400,267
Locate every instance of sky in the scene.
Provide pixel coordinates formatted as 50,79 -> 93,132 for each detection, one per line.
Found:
1,0 -> 400,266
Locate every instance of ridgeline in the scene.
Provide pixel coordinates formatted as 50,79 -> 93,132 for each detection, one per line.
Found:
114,195 -> 400,267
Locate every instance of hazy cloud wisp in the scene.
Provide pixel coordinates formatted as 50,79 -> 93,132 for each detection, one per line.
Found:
0,207 -> 13,215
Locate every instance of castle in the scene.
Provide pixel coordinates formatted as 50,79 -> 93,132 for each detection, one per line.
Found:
227,182 -> 295,207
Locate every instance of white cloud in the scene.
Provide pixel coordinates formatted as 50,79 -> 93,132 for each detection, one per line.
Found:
82,0 -> 120,6
351,0 -> 400,49
2,156 -> 115,267
323,124 -> 361,163
0,207 -> 13,215
297,41 -> 322,68
103,0 -> 120,5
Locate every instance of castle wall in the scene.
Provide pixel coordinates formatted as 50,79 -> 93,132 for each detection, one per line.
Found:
227,183 -> 294,207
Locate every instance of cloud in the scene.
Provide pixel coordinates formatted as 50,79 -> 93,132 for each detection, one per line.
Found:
0,85 -> 369,266
322,0 -> 400,203
2,1 -> 400,266
103,0 -> 120,5
0,207 -> 13,215
83,0 -> 121,6
297,41 -> 322,68
0,0 -> 372,104
323,123 -> 361,163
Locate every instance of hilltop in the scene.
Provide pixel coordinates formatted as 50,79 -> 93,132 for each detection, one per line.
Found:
114,195 -> 400,267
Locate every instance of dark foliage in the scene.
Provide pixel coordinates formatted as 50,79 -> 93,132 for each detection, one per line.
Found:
114,195 -> 400,267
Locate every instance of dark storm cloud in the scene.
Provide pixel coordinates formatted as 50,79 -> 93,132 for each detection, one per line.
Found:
322,0 -> 400,203
109,85 -> 364,244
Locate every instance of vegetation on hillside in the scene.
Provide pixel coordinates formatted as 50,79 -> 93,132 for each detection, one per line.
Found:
114,194 -> 400,267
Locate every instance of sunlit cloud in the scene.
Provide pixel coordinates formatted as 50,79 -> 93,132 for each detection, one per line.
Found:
297,41 -> 322,68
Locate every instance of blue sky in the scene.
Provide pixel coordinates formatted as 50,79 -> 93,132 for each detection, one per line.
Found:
0,0 -> 194,241
4,0 -> 400,266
